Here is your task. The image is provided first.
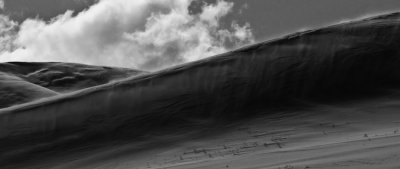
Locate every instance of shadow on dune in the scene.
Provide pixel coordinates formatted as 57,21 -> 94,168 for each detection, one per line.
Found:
1,12 -> 400,166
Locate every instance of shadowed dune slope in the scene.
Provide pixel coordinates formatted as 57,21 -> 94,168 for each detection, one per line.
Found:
1,12 -> 400,150
0,62 -> 145,108
0,72 -> 58,109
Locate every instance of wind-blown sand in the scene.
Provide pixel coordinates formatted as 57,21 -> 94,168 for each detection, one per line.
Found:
2,12 -> 400,169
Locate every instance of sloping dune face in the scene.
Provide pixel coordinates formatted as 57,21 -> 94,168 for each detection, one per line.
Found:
1,12 -> 400,155
0,62 -> 145,108
0,72 -> 58,109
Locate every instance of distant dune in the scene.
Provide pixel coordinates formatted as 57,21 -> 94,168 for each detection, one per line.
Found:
2,12 -> 400,169
0,62 -> 144,108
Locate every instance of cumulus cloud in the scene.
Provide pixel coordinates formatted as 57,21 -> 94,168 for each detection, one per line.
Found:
0,0 -> 254,71
0,15 -> 18,52
0,0 -> 3,9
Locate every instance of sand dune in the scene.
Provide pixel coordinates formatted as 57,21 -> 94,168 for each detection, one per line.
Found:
0,72 -> 58,109
0,62 -> 144,108
2,12 -> 400,169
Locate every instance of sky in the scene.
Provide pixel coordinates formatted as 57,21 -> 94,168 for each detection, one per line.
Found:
0,0 -> 400,70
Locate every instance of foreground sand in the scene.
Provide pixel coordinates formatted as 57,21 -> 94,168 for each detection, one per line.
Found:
5,92 -> 400,169
165,96 -> 400,169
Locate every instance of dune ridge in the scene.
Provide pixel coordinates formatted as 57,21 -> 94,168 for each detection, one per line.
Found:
1,12 -> 400,157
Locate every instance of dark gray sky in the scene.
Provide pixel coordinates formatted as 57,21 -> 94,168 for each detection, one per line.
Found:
227,0 -> 400,41
1,0 -> 98,22
2,0 -> 400,41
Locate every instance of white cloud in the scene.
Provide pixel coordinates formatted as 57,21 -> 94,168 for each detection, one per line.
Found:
0,0 -> 4,9
0,15 -> 18,52
0,0 -> 254,71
